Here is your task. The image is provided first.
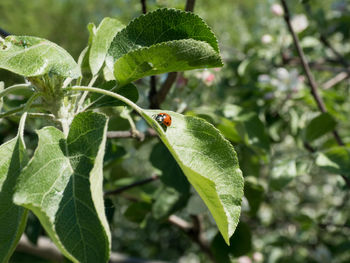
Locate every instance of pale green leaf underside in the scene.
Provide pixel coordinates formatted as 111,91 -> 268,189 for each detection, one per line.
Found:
0,36 -> 81,78
0,136 -> 28,263
89,18 -> 125,76
114,39 -> 222,85
143,110 -> 244,245
14,112 -> 110,263
106,8 -> 222,85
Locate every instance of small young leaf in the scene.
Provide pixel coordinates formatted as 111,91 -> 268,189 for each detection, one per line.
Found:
14,112 -> 110,263
0,130 -> 28,263
89,80 -> 138,109
304,112 -> 337,142
106,8 -> 222,85
89,18 -> 125,76
143,110 -> 244,244
0,36 -> 81,78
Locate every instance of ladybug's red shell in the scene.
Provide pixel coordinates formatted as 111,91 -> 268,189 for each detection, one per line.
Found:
154,113 -> 172,127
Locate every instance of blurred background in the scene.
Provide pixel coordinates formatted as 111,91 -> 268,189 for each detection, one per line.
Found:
1,0 -> 350,262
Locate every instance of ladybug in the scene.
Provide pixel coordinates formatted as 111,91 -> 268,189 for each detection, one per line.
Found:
154,112 -> 172,127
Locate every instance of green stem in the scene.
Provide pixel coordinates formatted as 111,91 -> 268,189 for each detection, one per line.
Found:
0,104 -> 43,119
18,92 -> 43,141
0,83 -> 32,100
75,75 -> 99,113
69,86 -> 143,115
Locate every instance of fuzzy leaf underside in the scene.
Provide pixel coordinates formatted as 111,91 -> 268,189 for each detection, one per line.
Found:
0,136 -> 28,263
13,112 -> 110,263
89,18 -> 125,76
143,110 -> 244,244
0,36 -> 80,78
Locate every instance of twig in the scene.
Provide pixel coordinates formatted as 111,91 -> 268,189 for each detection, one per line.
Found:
280,0 -> 344,145
107,128 -> 157,140
280,0 -> 350,188
139,0 -> 159,109
185,0 -> 196,12
156,72 -> 178,106
104,175 -> 159,197
16,235 -> 167,263
168,215 -> 216,263
141,0 -> 147,14
322,72 -> 349,89
149,75 -> 158,109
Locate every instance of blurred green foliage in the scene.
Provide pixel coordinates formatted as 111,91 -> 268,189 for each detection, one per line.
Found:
2,0 -> 350,262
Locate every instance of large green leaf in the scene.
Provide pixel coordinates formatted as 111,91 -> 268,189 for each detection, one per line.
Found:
143,110 -> 243,244
0,126 -> 28,263
14,112 -> 110,263
89,18 -> 125,76
106,8 -> 222,85
0,36 -> 81,78
304,112 -> 337,142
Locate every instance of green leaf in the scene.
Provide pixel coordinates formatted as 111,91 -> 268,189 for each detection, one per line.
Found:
106,8 -> 222,85
304,112 -> 337,142
0,128 -> 28,263
143,110 -> 244,245
13,112 -> 110,263
316,146 -> 350,178
0,36 -> 81,78
89,18 -> 125,76
89,81 -> 138,109
211,222 -> 252,262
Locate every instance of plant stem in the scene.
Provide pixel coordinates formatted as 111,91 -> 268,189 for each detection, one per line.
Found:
0,83 -> 32,100
69,86 -> 143,115
76,75 -> 99,113
18,92 -> 43,140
